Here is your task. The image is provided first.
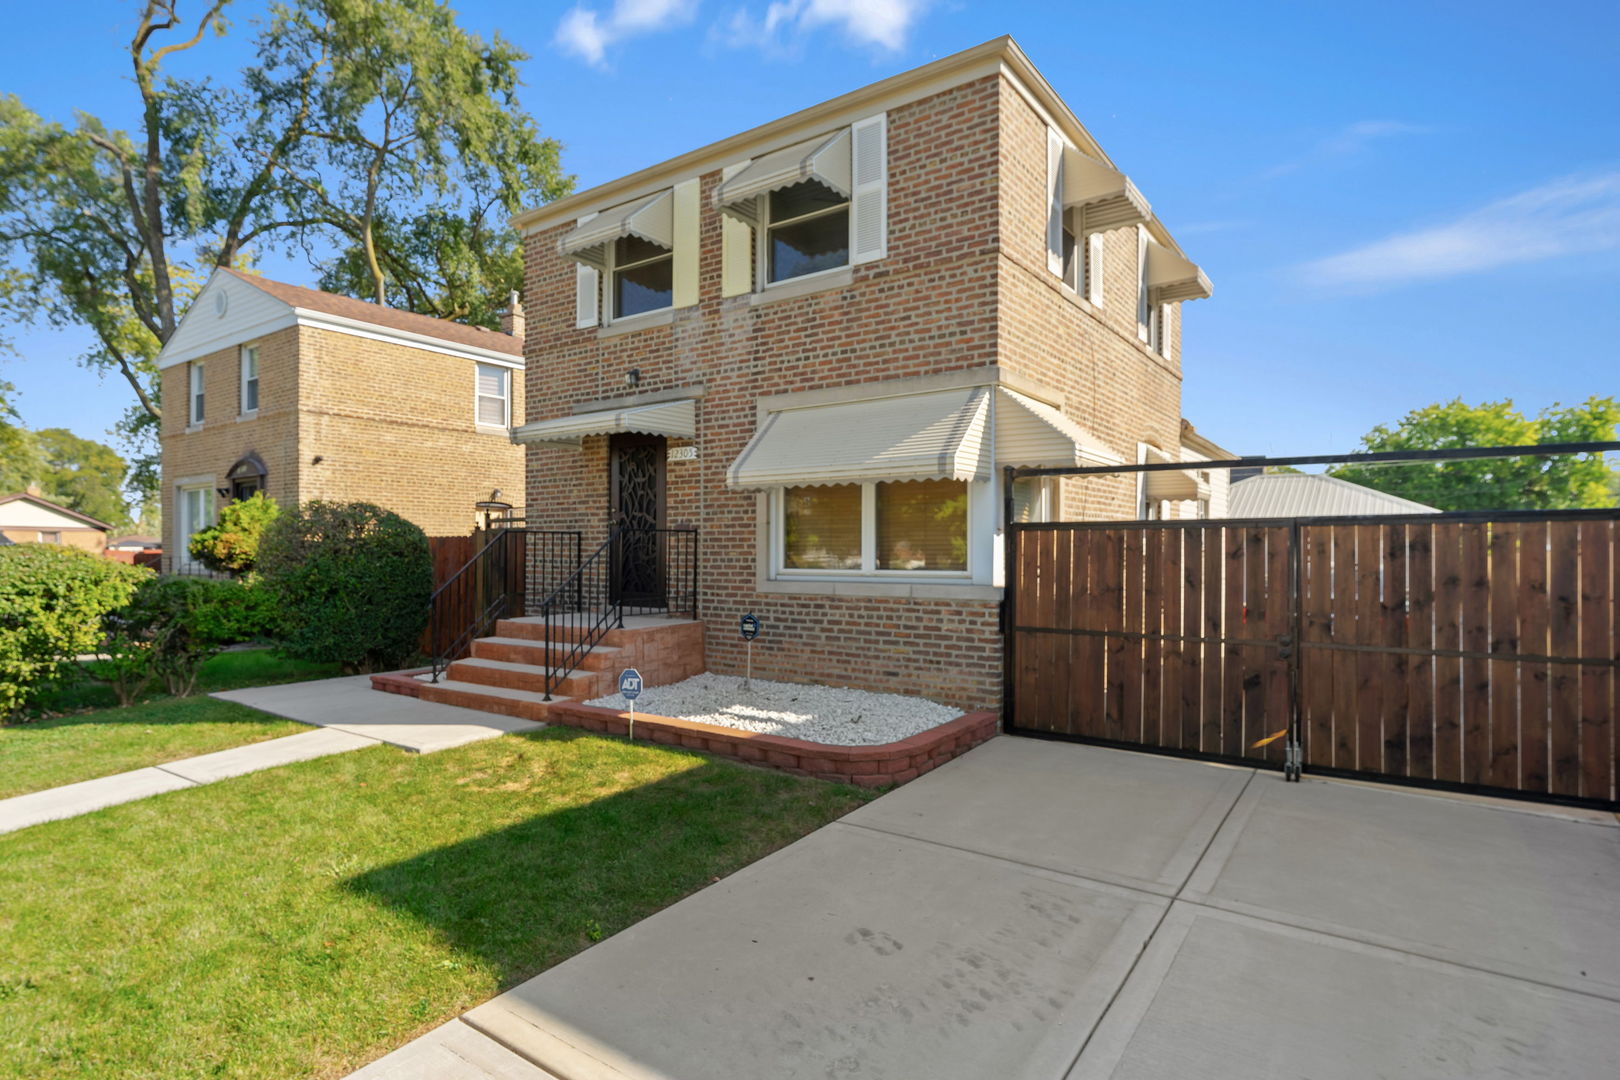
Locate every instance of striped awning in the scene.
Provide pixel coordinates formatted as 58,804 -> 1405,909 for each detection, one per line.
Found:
559,190 -> 674,268
726,386 -> 1116,489
715,129 -> 852,227
1063,146 -> 1151,233
512,399 -> 696,445
1144,237 -> 1213,303
1143,445 -> 1211,502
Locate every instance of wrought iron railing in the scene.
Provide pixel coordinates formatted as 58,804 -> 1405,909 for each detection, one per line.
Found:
427,529 -> 581,682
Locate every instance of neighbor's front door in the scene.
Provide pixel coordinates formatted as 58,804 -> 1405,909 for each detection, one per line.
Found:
608,433 -> 666,606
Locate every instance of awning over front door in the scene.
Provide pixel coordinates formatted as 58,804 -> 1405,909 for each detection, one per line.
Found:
511,399 -> 697,445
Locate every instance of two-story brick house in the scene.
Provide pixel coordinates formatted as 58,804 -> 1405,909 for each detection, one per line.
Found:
156,269 -> 526,571
505,36 -> 1211,711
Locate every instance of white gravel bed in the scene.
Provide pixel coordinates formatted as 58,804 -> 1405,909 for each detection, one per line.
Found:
585,672 -> 960,746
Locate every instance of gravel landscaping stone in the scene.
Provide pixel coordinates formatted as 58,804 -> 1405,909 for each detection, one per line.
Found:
586,672 -> 959,746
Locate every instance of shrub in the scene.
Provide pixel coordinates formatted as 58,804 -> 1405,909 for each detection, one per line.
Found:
118,578 -> 250,697
188,492 -> 281,574
0,545 -> 149,716
258,500 -> 431,673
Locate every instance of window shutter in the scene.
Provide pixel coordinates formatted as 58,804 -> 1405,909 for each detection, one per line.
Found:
1087,232 -> 1105,306
1136,227 -> 1150,341
720,162 -> 753,297
672,178 -> 700,308
850,113 -> 887,265
575,211 -> 600,328
1046,127 -> 1065,277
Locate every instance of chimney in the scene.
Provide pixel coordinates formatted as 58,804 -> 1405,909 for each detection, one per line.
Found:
499,290 -> 525,343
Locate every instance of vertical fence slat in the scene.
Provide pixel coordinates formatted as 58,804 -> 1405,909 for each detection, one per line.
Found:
1203,526 -> 1225,755
1461,523 -> 1492,786
1579,521 -> 1614,802
1518,520 -> 1550,794
1161,529 -> 1184,751
1354,524 -> 1384,773
1140,529 -> 1162,745
1381,523 -> 1410,779
1052,529 -> 1074,735
1180,528 -> 1203,751
1406,522 -> 1435,781
1122,530 -> 1145,744
1102,529 -> 1127,743
1432,523 -> 1464,784
1262,526 -> 1291,764
1330,526 -> 1357,771
1016,527 -> 1040,732
1222,527 -> 1247,757
1302,525 -> 1334,768
1488,521 -> 1522,790
1074,531 -> 1103,739
1547,521 -> 1582,797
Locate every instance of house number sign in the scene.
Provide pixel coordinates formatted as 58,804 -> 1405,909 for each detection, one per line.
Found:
667,445 -> 697,462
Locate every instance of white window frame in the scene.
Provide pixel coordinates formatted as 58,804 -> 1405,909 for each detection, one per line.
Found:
239,345 -> 259,416
37,530 -> 61,544
755,186 -> 852,291
604,236 -> 674,324
474,363 -> 511,429
1136,227 -> 1151,343
1012,476 -> 1059,524
176,482 -> 215,568
770,481 -> 975,580
188,362 -> 205,427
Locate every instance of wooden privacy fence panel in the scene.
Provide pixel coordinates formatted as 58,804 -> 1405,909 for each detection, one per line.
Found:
1008,513 -> 1619,807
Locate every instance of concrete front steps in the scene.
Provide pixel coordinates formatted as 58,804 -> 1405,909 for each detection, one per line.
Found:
372,614 -> 706,723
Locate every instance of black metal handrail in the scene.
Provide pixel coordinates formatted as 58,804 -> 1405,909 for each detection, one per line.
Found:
428,529 -> 582,682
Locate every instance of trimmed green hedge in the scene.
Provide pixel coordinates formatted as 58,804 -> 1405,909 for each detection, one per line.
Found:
0,544 -> 150,716
259,501 -> 431,674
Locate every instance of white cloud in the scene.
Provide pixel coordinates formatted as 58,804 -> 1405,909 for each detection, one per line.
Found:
1262,119 -> 1431,179
1300,172 -> 1620,288
556,0 -> 699,67
720,0 -> 932,53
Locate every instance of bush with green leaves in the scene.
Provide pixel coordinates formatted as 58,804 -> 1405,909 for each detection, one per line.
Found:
0,544 -> 149,716
258,501 -> 432,673
187,492 -> 281,574
120,578 -> 252,697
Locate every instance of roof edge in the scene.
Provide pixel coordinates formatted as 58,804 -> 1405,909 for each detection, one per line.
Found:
0,492 -> 115,531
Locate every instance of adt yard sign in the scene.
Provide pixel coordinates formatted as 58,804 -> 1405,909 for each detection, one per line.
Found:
739,613 -> 761,640
619,668 -> 643,740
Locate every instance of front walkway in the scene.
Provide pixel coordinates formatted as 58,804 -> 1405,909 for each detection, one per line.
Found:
349,736 -> 1620,1079
0,675 -> 543,835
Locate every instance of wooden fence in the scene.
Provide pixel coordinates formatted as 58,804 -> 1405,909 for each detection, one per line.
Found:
1006,513 -> 1618,807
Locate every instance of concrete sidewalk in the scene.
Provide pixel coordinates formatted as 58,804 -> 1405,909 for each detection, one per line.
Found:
348,736 -> 1620,1080
0,674 -> 545,835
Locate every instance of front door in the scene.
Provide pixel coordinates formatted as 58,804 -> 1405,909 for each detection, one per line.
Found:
609,434 -> 666,605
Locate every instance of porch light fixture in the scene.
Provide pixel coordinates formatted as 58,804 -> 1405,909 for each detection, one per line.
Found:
626,369 -> 641,387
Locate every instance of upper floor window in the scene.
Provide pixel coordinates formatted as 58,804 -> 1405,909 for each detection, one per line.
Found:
189,363 -> 205,426
476,363 -> 510,428
611,235 -> 673,318
765,180 -> 850,284
240,345 -> 259,414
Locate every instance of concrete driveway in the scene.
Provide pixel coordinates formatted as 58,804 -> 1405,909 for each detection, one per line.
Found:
352,737 -> 1620,1079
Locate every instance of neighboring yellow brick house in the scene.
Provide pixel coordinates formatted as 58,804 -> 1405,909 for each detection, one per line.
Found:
156,269 -> 526,571
0,490 -> 112,552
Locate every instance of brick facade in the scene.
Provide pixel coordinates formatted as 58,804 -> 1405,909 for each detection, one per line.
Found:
160,323 -> 525,569
519,65 -> 1201,712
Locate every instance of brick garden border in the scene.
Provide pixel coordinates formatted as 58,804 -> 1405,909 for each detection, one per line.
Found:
544,702 -> 998,788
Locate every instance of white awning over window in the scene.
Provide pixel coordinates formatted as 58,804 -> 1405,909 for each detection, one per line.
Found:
559,190 -> 674,268
1062,145 -> 1151,233
1144,236 -> 1213,302
726,386 -> 1118,489
512,399 -> 696,445
715,129 -> 852,227
1143,445 -> 1211,502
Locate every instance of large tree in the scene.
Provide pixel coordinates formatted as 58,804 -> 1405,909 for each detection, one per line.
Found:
1330,397 -> 1620,511
0,0 -> 569,499
30,428 -> 133,528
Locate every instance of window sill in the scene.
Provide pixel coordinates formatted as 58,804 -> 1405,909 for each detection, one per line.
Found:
475,423 -> 511,435
756,577 -> 1002,602
236,411 -> 258,423
598,308 -> 673,338
184,423 -> 203,434
749,265 -> 854,307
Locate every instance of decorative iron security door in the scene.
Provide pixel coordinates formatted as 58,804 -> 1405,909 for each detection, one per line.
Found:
609,434 -> 667,605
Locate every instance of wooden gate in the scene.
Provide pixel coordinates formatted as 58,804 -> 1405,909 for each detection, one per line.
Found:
1005,512 -> 1619,807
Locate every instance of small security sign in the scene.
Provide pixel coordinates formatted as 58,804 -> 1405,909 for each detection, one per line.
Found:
739,613 -> 761,640
618,668 -> 643,700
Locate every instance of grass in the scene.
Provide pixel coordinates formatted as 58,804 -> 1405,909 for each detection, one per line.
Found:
0,727 -> 871,1079
1,649 -> 340,800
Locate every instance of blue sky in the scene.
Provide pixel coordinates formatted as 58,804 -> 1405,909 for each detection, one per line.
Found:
4,0 -> 1618,456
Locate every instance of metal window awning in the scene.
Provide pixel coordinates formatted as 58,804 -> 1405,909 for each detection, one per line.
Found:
1143,445 -> 1211,502
726,386 -> 1118,489
715,129 -> 852,227
559,190 -> 674,269
512,399 -> 696,445
1144,236 -> 1213,302
1063,146 -> 1151,233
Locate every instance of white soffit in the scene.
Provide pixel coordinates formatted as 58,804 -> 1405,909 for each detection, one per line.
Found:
560,190 -> 674,268
1144,237 -> 1213,302
727,387 -> 990,489
715,129 -> 853,227
1063,145 -> 1151,233
512,399 -> 696,445
1143,445 -> 1210,502
996,389 -> 1122,468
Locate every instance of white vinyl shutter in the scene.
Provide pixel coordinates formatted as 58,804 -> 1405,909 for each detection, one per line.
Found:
672,178 -> 700,308
1046,127 -> 1065,277
1087,232 -> 1105,306
575,211 -> 600,328
720,162 -> 753,297
850,113 -> 888,264
1136,227 -> 1150,341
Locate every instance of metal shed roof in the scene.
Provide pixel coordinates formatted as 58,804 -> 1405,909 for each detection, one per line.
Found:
1227,473 -> 1439,519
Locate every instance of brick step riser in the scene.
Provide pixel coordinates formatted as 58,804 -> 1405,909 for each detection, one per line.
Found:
471,640 -> 619,671
412,681 -> 548,723
493,619 -> 628,648
447,661 -> 601,700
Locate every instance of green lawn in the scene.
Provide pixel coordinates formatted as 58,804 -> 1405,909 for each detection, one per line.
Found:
0,728 -> 870,1079
35,648 -> 341,715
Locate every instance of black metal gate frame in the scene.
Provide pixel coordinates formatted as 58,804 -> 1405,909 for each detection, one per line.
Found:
999,440 -> 1620,806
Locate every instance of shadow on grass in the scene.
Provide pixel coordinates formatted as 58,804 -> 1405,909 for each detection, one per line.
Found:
341,744 -> 843,990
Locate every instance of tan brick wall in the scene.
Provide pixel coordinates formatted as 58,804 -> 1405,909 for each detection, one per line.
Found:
0,528 -> 106,552
160,324 -> 525,570
520,72 -> 1194,710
